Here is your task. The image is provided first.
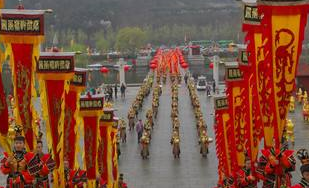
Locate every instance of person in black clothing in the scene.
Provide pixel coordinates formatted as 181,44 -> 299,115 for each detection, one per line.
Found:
212,81 -> 216,94
114,84 -> 118,99
184,74 -> 188,85
121,83 -> 126,99
109,86 -> 113,101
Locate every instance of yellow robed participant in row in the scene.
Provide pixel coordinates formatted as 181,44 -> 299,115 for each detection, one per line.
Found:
297,88 -> 303,104
303,91 -> 308,104
283,119 -> 295,146
303,101 -> 309,122
289,96 -> 295,113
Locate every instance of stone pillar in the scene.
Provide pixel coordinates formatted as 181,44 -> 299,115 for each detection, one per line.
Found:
213,55 -> 220,93
188,41 -> 193,57
117,58 -> 126,85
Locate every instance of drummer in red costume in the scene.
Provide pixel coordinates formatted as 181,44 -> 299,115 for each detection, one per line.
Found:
0,125 -> 41,188
291,149 -> 309,188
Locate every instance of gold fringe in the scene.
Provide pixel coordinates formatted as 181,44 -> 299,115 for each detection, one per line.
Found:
57,80 -> 70,188
31,45 -> 40,150
112,127 -> 119,188
74,89 -> 83,169
5,44 -> 21,126
39,80 -> 53,157
0,134 -> 11,153
87,179 -> 96,188
96,116 -> 100,179
79,110 -> 103,117
37,73 -> 75,81
0,35 -> 44,45
107,125 -> 113,188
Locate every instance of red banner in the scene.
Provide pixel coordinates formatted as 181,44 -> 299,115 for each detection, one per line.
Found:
225,67 -> 247,168
214,97 -> 237,178
215,110 -> 230,177
258,2 -> 309,147
63,90 -> 77,169
83,116 -> 98,180
242,5 -> 265,159
63,69 -> 86,169
45,80 -> 65,167
11,43 -> 35,150
98,125 -> 108,182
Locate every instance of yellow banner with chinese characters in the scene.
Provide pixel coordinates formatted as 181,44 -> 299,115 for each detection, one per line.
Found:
258,2 -> 309,147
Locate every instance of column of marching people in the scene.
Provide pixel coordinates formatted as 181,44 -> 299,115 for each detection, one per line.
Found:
127,74 -> 154,132
139,73 -> 162,159
170,74 -> 181,159
186,76 -> 213,158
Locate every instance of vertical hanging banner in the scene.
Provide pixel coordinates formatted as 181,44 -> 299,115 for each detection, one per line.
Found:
238,48 -> 257,163
242,2 -> 265,158
239,45 -> 264,163
214,96 -> 237,182
0,8 -> 47,150
258,0 -> 309,147
225,65 -> 247,167
242,3 -> 273,148
63,69 -> 87,169
99,108 -> 115,188
79,95 -> 104,188
37,51 -> 75,188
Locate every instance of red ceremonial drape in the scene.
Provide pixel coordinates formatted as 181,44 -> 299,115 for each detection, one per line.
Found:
215,108 -> 238,178
98,125 -> 108,182
45,80 -> 65,167
12,43 -> 35,150
63,90 -> 77,169
84,116 -> 98,180
215,111 -> 229,177
243,23 -> 265,158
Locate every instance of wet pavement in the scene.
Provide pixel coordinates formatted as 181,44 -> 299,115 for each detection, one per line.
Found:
114,81 -> 309,188
1,80 -> 309,187
115,80 -> 218,188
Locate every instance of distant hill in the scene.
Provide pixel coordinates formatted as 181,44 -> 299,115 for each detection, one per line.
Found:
5,0 -> 242,31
